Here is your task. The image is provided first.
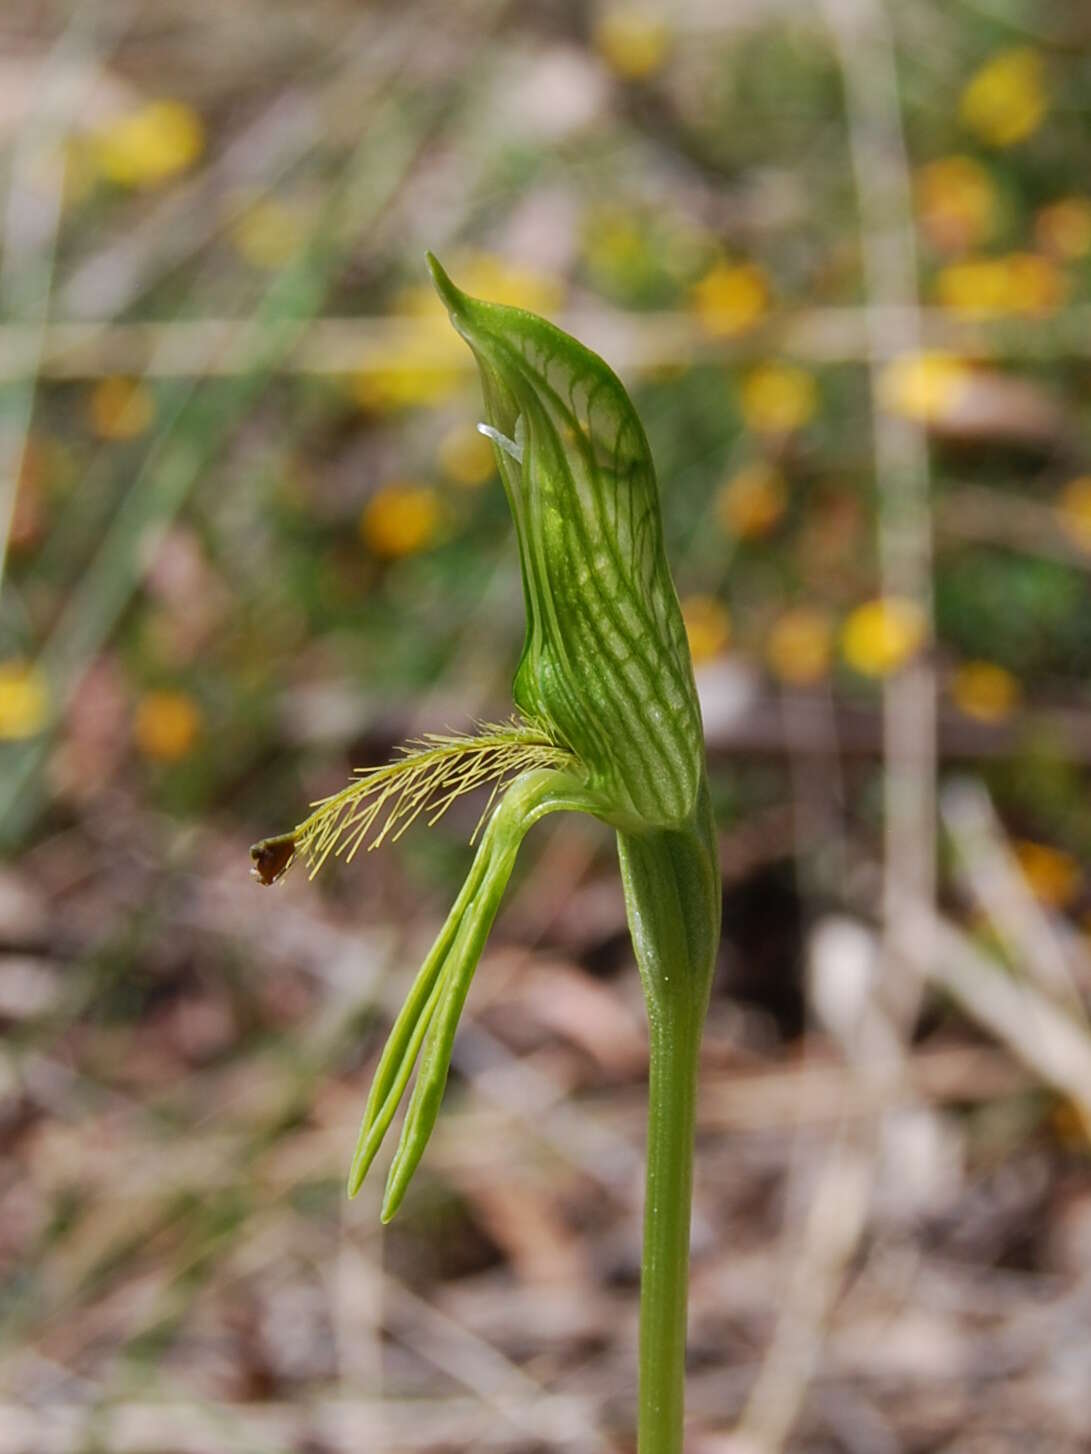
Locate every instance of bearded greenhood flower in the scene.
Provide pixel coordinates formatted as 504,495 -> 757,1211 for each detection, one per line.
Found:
252,256 -> 721,1454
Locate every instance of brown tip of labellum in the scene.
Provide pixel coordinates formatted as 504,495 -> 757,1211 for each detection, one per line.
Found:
250,833 -> 297,886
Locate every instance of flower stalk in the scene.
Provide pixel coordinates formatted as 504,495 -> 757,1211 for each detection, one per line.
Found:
252,257 -> 721,1451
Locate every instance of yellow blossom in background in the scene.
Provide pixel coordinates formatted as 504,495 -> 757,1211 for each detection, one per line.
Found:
437,423 -> 496,488
841,597 -> 927,678
959,48 -> 1047,148
352,355 -> 464,411
1013,839 -> 1082,910
1055,476 -> 1091,552
739,364 -> 817,435
353,257 -> 561,413
1036,197 -> 1091,260
878,352 -> 972,424
690,261 -> 769,338
0,660 -> 50,740
765,607 -> 833,686
593,7 -> 671,80
950,661 -> 1021,723
230,196 -> 309,270
351,291 -> 464,411
715,462 -> 787,540
916,155 -> 996,253
89,100 -> 204,188
681,595 -> 730,664
360,484 -> 443,559
133,690 -> 202,762
88,376 -> 156,440
934,252 -> 1064,318
449,254 -> 565,317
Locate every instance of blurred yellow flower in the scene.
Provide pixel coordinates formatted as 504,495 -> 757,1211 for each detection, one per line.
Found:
230,196 -> 309,269
352,356 -> 464,412
90,100 -> 204,188
935,252 -> 1064,317
354,257 -> 561,412
351,308 -> 460,411
0,660 -> 49,740
449,253 -> 565,316
765,607 -> 833,686
1013,839 -> 1081,910
1036,197 -> 1091,260
1055,476 -> 1091,551
916,155 -> 996,253
950,660 -> 1021,723
959,48 -> 1047,148
593,7 -> 672,79
715,462 -> 787,540
739,364 -> 817,435
690,261 -> 769,338
878,352 -> 972,424
360,484 -> 443,559
437,423 -> 496,488
88,376 -> 156,440
841,597 -> 926,678
681,595 -> 730,664
133,689 -> 202,762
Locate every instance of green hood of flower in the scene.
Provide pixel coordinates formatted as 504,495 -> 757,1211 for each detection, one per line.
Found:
427,254 -> 704,834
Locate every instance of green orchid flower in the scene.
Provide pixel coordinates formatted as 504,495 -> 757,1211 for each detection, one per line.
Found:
252,256 -> 720,1453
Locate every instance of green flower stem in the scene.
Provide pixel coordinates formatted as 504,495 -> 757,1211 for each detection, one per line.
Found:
618,787 -> 721,1454
640,976 -> 704,1454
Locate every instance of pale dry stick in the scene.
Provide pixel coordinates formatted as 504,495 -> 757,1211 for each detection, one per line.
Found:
905,901 -> 1091,1134
381,1270 -> 615,1452
940,776 -> 1089,1021
17,303 -> 1091,382
734,701 -> 875,1450
740,1137 -> 876,1448
143,1189 -> 608,1452
328,1216 -> 385,1443
453,1014 -> 644,1188
57,90 -> 319,319
57,0 -> 509,331
739,0 -> 935,1445
54,2 -> 423,320
27,0 -> 509,638
826,0 -> 937,1018
0,1397 -> 603,1454
19,0 -> 463,602
736,918 -> 909,1452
